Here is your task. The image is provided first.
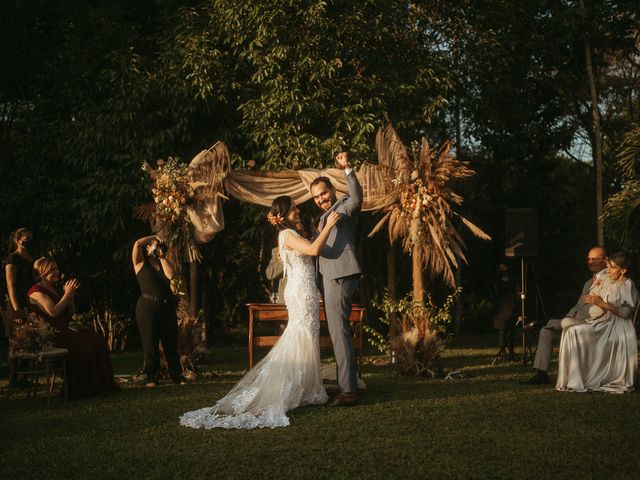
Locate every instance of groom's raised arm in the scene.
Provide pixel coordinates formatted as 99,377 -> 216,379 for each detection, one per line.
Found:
334,151 -> 362,217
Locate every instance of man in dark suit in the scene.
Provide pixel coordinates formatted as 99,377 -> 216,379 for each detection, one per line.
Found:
310,151 -> 362,406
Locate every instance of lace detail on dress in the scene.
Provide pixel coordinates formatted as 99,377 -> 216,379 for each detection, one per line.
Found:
278,229 -> 320,340
179,229 -> 327,430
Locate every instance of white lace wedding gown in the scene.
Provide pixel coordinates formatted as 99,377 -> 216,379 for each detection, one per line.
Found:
179,229 -> 327,429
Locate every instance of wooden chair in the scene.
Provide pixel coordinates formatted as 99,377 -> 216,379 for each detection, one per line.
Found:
1,308 -> 68,406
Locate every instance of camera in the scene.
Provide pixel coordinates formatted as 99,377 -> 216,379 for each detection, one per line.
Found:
149,239 -> 169,258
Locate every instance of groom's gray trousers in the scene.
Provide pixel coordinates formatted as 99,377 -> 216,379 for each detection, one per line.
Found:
323,274 -> 359,393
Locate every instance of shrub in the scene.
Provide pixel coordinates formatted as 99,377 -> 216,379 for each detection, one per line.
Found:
366,289 -> 460,377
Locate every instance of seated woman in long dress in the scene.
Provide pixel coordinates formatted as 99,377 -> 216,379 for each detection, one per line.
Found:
556,252 -> 638,393
28,257 -> 120,399
180,197 -> 340,429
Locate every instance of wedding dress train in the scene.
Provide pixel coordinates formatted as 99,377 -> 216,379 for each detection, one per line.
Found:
180,229 -> 327,429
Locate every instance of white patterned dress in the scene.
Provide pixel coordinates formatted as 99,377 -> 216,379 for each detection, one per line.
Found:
179,229 -> 327,429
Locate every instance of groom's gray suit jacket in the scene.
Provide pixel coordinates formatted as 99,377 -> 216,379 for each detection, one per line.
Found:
316,169 -> 363,393
317,170 -> 363,281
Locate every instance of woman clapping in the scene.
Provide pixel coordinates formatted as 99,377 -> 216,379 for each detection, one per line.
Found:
28,257 -> 119,399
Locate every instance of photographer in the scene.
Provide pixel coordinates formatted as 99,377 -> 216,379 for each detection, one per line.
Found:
132,235 -> 186,387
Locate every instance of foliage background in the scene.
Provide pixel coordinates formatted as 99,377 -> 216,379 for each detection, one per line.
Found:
1,0 -> 639,341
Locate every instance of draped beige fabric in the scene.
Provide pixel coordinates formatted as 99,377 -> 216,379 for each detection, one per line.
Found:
188,163 -> 391,242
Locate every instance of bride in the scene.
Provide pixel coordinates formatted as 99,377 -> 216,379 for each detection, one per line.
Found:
180,196 -> 340,429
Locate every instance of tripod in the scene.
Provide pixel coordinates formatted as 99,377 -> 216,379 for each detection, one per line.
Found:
515,257 -> 532,363
491,335 -> 515,365
513,256 -> 547,364
490,262 -> 518,365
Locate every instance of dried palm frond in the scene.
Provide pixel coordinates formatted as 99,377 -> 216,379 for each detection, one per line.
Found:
368,290 -> 460,377
368,124 -> 491,287
368,210 -> 392,238
188,141 -> 231,200
133,203 -> 155,224
376,124 -> 413,177
159,298 -> 208,380
176,298 -> 208,379
373,125 -> 413,205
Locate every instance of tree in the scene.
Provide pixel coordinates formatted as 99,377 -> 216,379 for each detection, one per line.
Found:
603,125 -> 640,252
169,0 -> 455,167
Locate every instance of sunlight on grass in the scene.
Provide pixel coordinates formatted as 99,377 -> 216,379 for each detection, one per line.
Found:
1,338 -> 639,479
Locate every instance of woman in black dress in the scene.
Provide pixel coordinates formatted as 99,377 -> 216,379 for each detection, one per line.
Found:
27,257 -> 120,399
5,227 -> 35,313
132,235 -> 185,387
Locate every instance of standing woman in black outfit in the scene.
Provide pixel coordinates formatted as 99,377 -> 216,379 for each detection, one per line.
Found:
132,235 -> 186,387
5,227 -> 35,314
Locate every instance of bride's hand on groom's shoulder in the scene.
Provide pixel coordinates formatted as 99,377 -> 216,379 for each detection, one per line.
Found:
325,211 -> 341,229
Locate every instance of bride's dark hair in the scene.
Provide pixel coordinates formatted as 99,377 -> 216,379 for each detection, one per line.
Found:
269,196 -> 299,233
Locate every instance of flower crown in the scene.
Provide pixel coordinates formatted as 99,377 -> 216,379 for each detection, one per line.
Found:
267,211 -> 285,227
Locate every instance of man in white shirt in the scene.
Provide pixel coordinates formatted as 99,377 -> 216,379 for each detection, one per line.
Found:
523,246 -> 608,384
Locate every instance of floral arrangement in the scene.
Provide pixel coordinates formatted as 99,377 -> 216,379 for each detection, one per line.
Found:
398,178 -> 440,221
145,157 -> 190,225
11,313 -> 56,353
365,289 -> 461,377
138,143 -> 231,264
141,157 -> 200,262
267,211 -> 285,227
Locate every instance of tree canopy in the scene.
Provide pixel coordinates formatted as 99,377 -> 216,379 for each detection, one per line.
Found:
2,0 -> 639,334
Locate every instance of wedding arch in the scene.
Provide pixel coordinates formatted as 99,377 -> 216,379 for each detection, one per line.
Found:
169,142 -> 393,245
141,125 -> 489,297
140,125 -> 490,378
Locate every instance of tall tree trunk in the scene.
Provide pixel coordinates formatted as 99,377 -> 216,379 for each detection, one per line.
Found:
386,242 -> 398,335
412,243 -> 425,305
579,0 -> 604,244
200,265 -> 212,343
453,94 -> 463,334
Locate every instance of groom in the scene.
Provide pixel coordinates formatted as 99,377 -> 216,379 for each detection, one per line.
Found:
310,151 -> 362,406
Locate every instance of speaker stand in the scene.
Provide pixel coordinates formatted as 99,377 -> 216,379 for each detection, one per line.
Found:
491,346 -> 507,366
515,257 -> 535,365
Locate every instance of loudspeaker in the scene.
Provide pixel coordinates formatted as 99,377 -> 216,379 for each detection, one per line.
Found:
505,208 -> 538,257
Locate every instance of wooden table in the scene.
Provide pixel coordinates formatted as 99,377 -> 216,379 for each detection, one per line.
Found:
246,303 -> 365,369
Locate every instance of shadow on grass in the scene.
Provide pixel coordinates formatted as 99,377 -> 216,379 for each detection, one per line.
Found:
3,336 -> 640,480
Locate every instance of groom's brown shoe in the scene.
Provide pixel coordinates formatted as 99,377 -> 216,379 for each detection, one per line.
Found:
327,392 -> 357,407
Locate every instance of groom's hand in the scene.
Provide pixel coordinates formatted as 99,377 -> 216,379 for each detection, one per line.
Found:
335,152 -> 350,169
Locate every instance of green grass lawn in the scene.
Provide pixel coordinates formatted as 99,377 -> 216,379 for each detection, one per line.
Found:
1,336 -> 639,479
